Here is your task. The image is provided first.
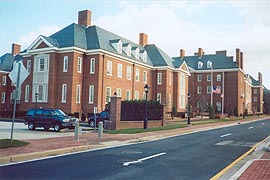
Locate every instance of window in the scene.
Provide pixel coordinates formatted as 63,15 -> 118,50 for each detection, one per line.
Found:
117,64 -> 122,78
253,96 -> 257,102
106,87 -> 111,102
197,86 -> 202,94
127,46 -> 131,56
217,74 -> 221,81
126,90 -> 131,100
157,93 -> 161,103
107,61 -> 112,76
27,60 -> 31,73
25,85 -> 30,102
207,61 -> 212,68
143,71 -> 147,83
198,61 -> 203,69
1,92 -> 5,104
63,56 -> 68,72
118,41 -> 122,53
89,85 -> 94,104
135,91 -> 139,100
157,73 -> 162,85
207,75 -> 211,81
2,76 -> 6,86
62,84 -> 67,103
179,74 -> 186,108
39,58 -> 45,71
216,102 -> 221,112
127,66 -> 131,80
254,89 -> 257,94
77,57 -> 82,73
135,69 -> 139,82
116,88 -> 122,97
197,75 -> 202,82
33,84 -> 48,102
76,85 -> 80,103
90,58 -> 95,74
207,86 -> 211,94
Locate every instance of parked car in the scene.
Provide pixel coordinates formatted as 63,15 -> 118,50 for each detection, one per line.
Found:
88,111 -> 109,127
24,108 -> 78,132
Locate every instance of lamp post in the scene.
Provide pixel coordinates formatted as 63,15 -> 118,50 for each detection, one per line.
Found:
144,84 -> 149,129
35,93 -> 38,109
187,92 -> 191,125
241,94 -> 245,119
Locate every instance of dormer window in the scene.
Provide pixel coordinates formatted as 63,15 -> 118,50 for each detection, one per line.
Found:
140,50 -> 147,62
123,43 -> 131,56
207,61 -> 212,68
198,61 -> 203,69
110,39 -> 122,54
132,47 -> 139,59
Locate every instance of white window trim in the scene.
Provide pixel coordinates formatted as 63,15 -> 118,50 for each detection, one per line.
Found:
135,91 -> 139,100
106,87 -> 111,102
77,57 -> 82,73
25,85 -> 30,102
116,88 -> 122,97
135,69 -> 139,82
127,66 -> 131,80
126,90 -> 131,100
1,92 -> 5,104
107,61 -> 112,76
197,86 -> 202,94
76,84 -> 80,103
197,75 -> 202,82
207,86 -> 211,94
90,58 -> 95,74
157,93 -> 161,103
207,75 -> 211,81
157,73 -> 162,85
2,76 -> 6,86
62,84 -> 67,103
117,63 -> 122,78
63,56 -> 68,72
89,85 -> 94,104
143,71 -> 147,83
217,74 -> 221,81
27,60 -> 31,73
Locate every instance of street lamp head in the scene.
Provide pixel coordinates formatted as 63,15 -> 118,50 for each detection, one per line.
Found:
144,84 -> 149,93
35,93 -> 38,98
187,92 -> 191,98
114,92 -> 117,97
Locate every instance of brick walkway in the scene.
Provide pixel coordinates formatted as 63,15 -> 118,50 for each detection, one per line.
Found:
238,157 -> 270,180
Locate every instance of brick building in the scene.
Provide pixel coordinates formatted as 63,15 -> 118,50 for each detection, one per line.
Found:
0,44 -> 21,116
11,10 -> 189,117
172,48 -> 264,116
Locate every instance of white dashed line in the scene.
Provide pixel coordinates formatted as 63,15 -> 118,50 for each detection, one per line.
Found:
248,127 -> 254,129
220,133 -> 231,138
123,152 -> 167,166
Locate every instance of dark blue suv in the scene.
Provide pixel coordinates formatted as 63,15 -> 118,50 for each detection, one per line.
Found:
24,108 -> 78,132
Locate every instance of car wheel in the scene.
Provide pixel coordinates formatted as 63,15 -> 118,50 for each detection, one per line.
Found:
54,123 -> 61,132
28,122 -> 36,130
89,121 -> 95,127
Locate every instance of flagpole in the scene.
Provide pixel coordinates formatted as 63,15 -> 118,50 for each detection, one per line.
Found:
222,71 -> 224,115
211,63 -> 213,106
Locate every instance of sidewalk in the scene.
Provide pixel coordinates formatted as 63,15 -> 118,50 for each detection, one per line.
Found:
0,117 -> 269,179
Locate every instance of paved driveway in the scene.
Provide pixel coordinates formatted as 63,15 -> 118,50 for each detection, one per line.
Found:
0,121 -> 77,140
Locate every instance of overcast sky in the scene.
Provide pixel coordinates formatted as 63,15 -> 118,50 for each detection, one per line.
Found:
1,0 -> 269,88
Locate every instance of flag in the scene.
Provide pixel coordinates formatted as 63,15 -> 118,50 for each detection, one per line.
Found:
213,86 -> 221,94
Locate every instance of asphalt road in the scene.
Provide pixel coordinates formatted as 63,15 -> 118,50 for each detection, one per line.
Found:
1,119 -> 269,180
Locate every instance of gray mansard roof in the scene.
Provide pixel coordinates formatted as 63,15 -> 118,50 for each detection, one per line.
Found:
0,53 -> 23,72
38,23 -> 178,68
172,54 -> 239,71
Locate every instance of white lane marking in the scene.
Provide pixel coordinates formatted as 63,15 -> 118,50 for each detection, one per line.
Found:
262,123 -> 265,125
248,127 -> 254,130
220,133 -> 231,138
123,152 -> 167,166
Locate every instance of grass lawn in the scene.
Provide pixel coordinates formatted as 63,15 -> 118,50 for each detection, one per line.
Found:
0,139 -> 29,149
107,115 -> 261,134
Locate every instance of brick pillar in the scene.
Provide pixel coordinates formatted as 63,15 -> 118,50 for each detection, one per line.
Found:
110,96 -> 121,130
161,105 -> 166,127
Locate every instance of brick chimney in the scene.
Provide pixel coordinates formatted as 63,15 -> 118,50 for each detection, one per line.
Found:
240,52 -> 244,70
258,72 -> 262,86
180,49 -> 185,59
12,43 -> 21,55
78,10 -> 91,27
139,33 -> 148,46
198,48 -> 204,57
236,48 -> 241,68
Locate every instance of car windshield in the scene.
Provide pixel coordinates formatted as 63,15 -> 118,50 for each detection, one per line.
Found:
52,109 -> 66,116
